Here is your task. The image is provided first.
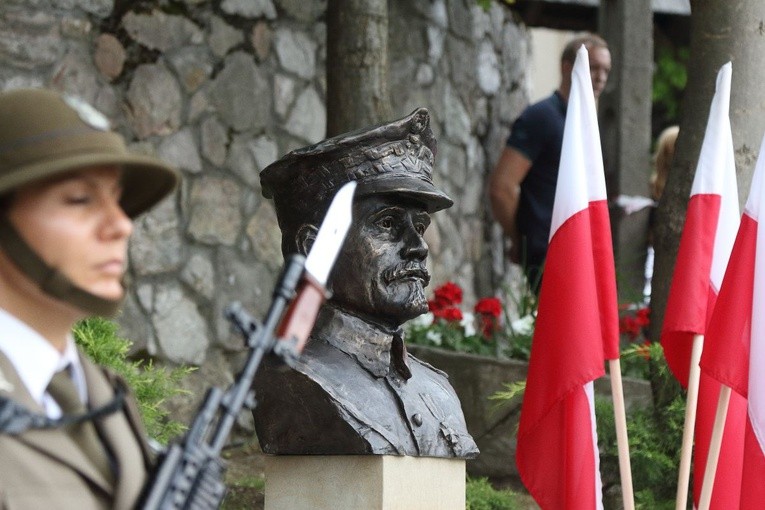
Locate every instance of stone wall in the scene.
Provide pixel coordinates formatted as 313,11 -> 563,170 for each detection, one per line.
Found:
0,0 -> 529,426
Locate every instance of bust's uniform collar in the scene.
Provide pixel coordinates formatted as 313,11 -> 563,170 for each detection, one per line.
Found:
312,305 -> 412,380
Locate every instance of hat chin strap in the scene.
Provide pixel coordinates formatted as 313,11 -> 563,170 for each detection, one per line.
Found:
0,218 -> 124,317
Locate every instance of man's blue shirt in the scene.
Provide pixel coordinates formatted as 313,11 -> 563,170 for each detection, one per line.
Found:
505,91 -> 567,273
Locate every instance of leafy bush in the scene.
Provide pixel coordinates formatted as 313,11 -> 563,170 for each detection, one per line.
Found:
73,317 -> 193,444
596,345 -> 686,510
466,477 -> 521,510
652,45 -> 689,125
596,395 -> 686,508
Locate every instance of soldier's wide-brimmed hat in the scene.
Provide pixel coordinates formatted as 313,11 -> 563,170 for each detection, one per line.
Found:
261,108 -> 453,223
0,88 -> 179,217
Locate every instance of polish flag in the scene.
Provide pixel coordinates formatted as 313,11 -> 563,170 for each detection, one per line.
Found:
700,130 -> 765,509
516,45 -> 619,510
658,63 -> 744,508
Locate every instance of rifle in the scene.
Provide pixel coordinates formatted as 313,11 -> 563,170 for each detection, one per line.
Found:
140,254 -> 307,509
139,181 -> 355,509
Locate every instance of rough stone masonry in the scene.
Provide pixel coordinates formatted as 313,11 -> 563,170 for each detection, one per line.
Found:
0,0 -> 530,432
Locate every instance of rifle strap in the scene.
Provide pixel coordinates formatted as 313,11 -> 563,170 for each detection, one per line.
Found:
0,383 -> 126,435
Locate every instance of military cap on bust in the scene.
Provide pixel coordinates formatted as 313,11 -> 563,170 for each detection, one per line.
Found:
261,108 -> 453,252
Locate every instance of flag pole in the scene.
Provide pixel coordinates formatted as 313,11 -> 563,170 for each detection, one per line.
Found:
675,334 -> 704,510
698,385 -> 732,510
609,358 -> 635,510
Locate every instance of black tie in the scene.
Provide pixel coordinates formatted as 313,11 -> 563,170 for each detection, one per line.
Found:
47,367 -> 114,485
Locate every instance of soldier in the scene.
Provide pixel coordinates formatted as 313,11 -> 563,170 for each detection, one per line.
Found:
254,108 -> 479,458
0,88 -> 178,509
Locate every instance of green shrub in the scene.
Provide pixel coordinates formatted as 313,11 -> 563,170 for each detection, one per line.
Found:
652,45 -> 689,125
407,318 -> 500,357
597,343 -> 686,508
73,317 -> 194,444
596,393 -> 686,509
466,477 -> 521,510
476,0 -> 517,11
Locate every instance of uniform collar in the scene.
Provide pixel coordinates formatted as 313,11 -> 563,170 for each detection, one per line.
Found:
0,308 -> 84,414
312,305 -> 412,380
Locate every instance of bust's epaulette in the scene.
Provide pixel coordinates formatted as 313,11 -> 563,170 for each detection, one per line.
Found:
406,353 -> 449,379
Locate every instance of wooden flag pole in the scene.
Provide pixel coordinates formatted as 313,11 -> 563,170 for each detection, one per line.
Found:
675,334 -> 704,510
698,385 -> 732,510
609,358 -> 635,510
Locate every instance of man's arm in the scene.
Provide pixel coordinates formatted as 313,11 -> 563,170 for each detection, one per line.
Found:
488,147 -> 532,264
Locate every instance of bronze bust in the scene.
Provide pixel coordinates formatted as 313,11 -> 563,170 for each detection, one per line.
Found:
253,108 -> 478,458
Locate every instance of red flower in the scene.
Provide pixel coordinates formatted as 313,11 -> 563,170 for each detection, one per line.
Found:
618,305 -> 651,341
432,282 -> 463,310
619,315 -> 640,339
478,314 -> 499,337
635,307 -> 650,327
433,306 -> 463,322
473,297 -> 502,337
474,297 -> 502,318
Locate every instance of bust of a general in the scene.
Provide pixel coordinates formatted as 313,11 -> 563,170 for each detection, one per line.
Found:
252,108 -> 478,459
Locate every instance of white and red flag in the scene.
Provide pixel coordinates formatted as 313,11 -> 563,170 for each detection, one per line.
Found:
516,45 -> 620,510
658,62 -> 744,508
700,130 -> 765,509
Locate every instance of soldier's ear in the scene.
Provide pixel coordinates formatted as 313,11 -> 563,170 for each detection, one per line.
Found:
295,223 -> 319,257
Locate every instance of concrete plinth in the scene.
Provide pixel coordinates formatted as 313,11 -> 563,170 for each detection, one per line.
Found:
264,455 -> 466,510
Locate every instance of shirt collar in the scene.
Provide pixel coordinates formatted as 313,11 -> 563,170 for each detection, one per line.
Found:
552,90 -> 567,114
0,308 -> 84,405
312,305 -> 412,380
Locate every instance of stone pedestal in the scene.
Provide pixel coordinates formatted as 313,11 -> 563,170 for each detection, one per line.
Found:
264,455 -> 466,510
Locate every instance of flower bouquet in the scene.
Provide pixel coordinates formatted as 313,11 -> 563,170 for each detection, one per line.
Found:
619,303 -> 653,378
406,281 -> 536,359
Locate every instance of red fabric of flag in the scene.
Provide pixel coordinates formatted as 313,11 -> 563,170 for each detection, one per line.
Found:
698,213 -> 755,509
661,62 -> 739,388
701,214 -> 755,396
700,128 -> 765,508
662,194 -> 721,386
658,63 -> 744,509
516,45 -> 618,510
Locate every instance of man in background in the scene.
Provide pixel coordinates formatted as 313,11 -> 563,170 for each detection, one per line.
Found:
489,33 -> 611,292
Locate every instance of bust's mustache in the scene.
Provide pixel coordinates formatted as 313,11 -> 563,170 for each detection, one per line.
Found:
381,263 -> 430,286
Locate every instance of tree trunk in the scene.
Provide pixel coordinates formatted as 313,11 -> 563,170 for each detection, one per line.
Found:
326,0 -> 392,136
598,0 -> 654,300
650,0 -> 765,345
